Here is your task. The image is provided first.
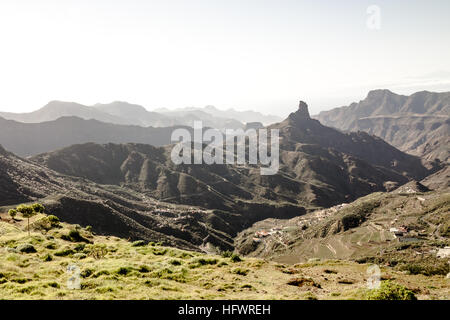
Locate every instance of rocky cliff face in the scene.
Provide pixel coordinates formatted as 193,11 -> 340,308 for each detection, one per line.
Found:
314,90 -> 450,162
31,101 -> 438,211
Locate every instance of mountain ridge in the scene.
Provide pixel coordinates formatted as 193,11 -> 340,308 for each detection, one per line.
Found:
314,90 -> 450,162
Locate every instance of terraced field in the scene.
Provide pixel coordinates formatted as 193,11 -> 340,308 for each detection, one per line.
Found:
235,188 -> 450,267
1,212 -> 448,300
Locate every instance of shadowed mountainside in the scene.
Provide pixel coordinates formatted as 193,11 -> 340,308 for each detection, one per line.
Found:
0,116 -> 193,157
31,102 -> 438,210
314,90 -> 450,162
0,144 -> 305,251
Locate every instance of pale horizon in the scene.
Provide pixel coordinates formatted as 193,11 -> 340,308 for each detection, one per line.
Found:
1,0 -> 449,117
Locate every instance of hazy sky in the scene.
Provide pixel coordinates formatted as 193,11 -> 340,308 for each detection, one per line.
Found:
0,0 -> 449,116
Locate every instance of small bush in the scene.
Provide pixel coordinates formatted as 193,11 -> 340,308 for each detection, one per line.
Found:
54,247 -> 74,257
17,243 -> 37,253
399,261 -> 449,276
287,277 -> 321,288
221,250 -> 233,258
42,253 -> 53,262
93,270 -> 110,278
116,267 -> 133,276
132,240 -> 146,247
31,203 -> 45,213
324,269 -> 338,274
139,265 -> 151,273
169,259 -> 182,266
73,253 -> 87,259
232,268 -> 249,276
86,244 -> 108,259
230,253 -> 242,263
197,258 -> 218,266
45,242 -> 57,249
80,269 -> 94,278
67,229 -> 87,242
152,248 -> 168,255
74,243 -> 86,252
47,215 -> 60,226
8,209 -> 17,219
367,281 -> 416,300
47,282 -> 60,288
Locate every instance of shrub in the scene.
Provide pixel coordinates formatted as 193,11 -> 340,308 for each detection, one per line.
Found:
80,269 -> 94,278
169,259 -> 182,266
62,229 -> 89,243
47,282 -> 60,288
73,253 -> 87,259
87,244 -> 108,259
47,215 -> 60,225
367,281 -> 416,300
221,250 -> 233,258
93,270 -> 110,278
399,261 -> 449,276
230,253 -> 242,262
31,203 -> 45,213
152,248 -> 168,255
116,267 -> 133,276
132,240 -> 146,247
232,268 -> 249,276
45,242 -> 57,249
8,209 -> 17,219
74,243 -> 86,252
287,277 -> 321,288
16,204 -> 34,216
16,204 -> 37,235
42,253 -> 53,262
138,265 -> 151,273
54,247 -> 74,257
17,243 -> 37,253
189,258 -> 218,268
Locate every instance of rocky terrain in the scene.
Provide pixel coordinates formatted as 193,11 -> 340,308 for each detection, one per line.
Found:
235,184 -> 449,272
0,116 -> 194,157
0,144 -> 305,252
0,213 -> 447,300
31,102 -> 438,212
315,90 -> 450,162
0,100 -> 281,132
0,99 -> 448,300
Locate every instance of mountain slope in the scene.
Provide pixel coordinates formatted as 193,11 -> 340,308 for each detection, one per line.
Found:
235,187 -> 449,271
0,101 -> 130,125
0,143 -> 307,251
0,116 -> 193,157
155,105 -> 282,126
94,101 -> 178,127
31,102 -> 438,211
314,90 -> 450,162
2,215 -> 446,299
0,100 -> 249,130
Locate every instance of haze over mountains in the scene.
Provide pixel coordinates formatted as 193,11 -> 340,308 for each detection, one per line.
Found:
0,100 -> 280,130
0,93 -> 447,254
30,102 -> 437,212
315,90 -> 450,162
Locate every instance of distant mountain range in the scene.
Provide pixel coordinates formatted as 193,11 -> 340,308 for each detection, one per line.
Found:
31,101 -> 438,210
0,101 -> 281,130
0,116 -> 193,157
154,105 -> 282,125
314,90 -> 450,162
0,100 -> 442,252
